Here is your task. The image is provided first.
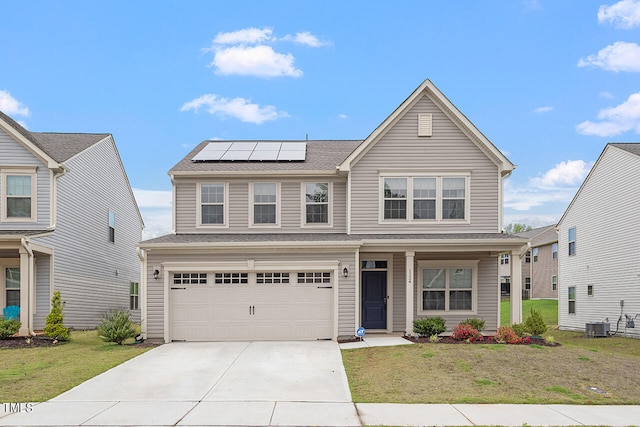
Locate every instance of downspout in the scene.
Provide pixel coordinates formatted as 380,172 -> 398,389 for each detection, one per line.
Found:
20,237 -> 36,336
137,247 -> 148,339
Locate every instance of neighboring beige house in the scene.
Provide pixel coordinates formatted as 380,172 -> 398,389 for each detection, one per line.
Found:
0,112 -> 143,335
499,225 -> 558,300
558,143 -> 640,338
139,79 -> 528,342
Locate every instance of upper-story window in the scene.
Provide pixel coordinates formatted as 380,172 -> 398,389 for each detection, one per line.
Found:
500,253 -> 509,265
568,227 -> 576,256
108,211 -> 115,243
533,247 -> 539,262
304,182 -> 331,225
2,168 -> 37,222
251,182 -> 279,226
525,251 -> 531,263
552,243 -> 558,260
381,174 -> 469,222
199,183 -> 227,226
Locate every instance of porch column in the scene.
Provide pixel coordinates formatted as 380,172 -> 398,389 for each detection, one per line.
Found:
510,250 -> 523,324
405,251 -> 415,335
18,246 -> 31,335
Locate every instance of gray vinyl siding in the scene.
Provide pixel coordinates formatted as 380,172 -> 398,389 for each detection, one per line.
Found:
558,146 -> 640,338
35,137 -> 142,328
413,253 -> 499,333
174,178 -> 347,234
145,250 -> 356,340
350,94 -> 501,234
0,128 -> 51,229
33,254 -> 51,329
391,252 -> 406,332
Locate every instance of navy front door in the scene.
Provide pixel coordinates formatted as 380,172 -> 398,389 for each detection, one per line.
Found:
361,271 -> 387,329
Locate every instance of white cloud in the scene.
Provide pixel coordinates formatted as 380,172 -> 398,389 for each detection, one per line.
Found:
0,90 -> 30,116
577,41 -> 640,72
598,0 -> 640,28
338,113 -> 348,119
599,91 -> 615,99
282,31 -> 329,47
133,188 -> 172,209
504,160 -> 593,211
213,27 -> 273,45
132,188 -> 173,240
576,91 -> 640,136
181,94 -> 289,124
534,106 -> 554,114
212,45 -> 302,78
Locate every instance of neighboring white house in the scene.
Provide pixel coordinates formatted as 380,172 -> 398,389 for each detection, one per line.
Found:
0,111 -> 144,335
139,79 -> 528,343
557,143 -> 640,338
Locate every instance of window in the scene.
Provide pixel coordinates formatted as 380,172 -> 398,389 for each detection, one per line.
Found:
252,183 -> 278,225
525,251 -> 531,263
129,282 -> 139,310
568,227 -> 576,256
419,261 -> 477,313
552,275 -> 557,291
533,248 -> 539,262
500,253 -> 510,265
362,260 -> 388,269
108,211 -> 115,243
200,183 -> 225,225
525,277 -> 531,292
5,267 -> 20,307
174,273 -> 207,285
304,182 -> 329,224
552,243 -> 558,260
257,273 -> 290,284
297,272 -> 331,284
587,285 -> 594,297
381,175 -> 468,222
568,286 -> 576,314
214,273 -> 248,284
2,169 -> 36,221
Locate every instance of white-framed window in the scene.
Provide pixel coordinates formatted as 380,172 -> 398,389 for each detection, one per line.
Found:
198,183 -> 227,227
568,227 -> 576,256
552,275 -> 557,291
129,282 -> 139,310
552,243 -> 558,260
418,260 -> 478,314
250,182 -> 279,226
525,251 -> 531,263
4,267 -> 20,308
380,174 -> 469,222
1,168 -> 37,222
568,286 -> 576,314
500,253 -> 509,265
297,272 -> 331,284
214,273 -> 248,284
108,210 -> 115,243
303,182 -> 331,226
256,272 -> 290,284
174,273 -> 207,285
533,248 -> 539,262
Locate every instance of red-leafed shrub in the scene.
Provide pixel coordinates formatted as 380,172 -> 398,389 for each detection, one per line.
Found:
451,323 -> 483,342
495,326 -> 523,344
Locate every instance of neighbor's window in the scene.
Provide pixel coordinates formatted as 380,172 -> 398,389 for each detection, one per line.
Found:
200,183 -> 225,225
552,243 -> 558,260
108,211 -> 115,243
305,182 -> 329,224
5,267 -> 20,307
525,251 -> 531,263
419,262 -> 477,313
252,183 -> 277,225
568,286 -> 576,314
2,170 -> 36,221
533,248 -> 539,262
500,253 -> 510,265
568,227 -> 576,256
552,275 -> 557,291
129,282 -> 139,310
587,285 -> 594,297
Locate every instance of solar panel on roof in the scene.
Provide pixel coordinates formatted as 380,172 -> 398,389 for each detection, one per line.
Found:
192,141 -> 306,162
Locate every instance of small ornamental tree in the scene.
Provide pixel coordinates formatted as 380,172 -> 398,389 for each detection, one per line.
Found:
97,308 -> 136,345
523,308 -> 548,336
44,291 -> 70,341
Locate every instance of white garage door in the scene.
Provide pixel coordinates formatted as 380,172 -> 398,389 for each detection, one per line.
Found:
170,272 -> 333,341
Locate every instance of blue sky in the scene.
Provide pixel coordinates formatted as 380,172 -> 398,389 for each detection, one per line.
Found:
2,0 -> 639,238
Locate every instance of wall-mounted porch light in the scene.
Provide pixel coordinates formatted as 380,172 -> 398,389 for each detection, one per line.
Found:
153,269 -> 160,280
343,267 -> 349,278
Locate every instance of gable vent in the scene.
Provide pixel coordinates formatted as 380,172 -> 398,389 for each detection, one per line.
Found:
418,113 -> 432,137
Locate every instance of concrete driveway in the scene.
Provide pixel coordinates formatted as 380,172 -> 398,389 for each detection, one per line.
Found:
0,341 -> 360,426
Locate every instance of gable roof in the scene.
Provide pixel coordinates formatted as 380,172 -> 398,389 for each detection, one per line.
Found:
170,140 -> 361,176
338,79 -> 515,176
557,142 -> 640,227
515,225 -> 557,247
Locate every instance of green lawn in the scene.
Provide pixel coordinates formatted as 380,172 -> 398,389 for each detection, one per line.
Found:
0,330 -> 153,402
501,298 -> 558,327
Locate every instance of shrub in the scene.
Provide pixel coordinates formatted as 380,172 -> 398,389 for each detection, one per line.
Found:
462,317 -> 485,331
451,323 -> 483,342
97,308 -> 136,345
413,317 -> 446,337
523,308 -> 548,336
511,322 -> 527,337
0,318 -> 21,339
495,326 -> 522,344
44,291 -> 70,341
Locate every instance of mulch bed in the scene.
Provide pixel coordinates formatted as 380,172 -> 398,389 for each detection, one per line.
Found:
0,336 -> 60,349
404,335 -> 561,347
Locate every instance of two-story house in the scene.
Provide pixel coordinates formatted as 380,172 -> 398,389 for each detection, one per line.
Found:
0,111 -> 143,336
499,225 -> 558,301
139,79 -> 528,342
558,143 -> 640,338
